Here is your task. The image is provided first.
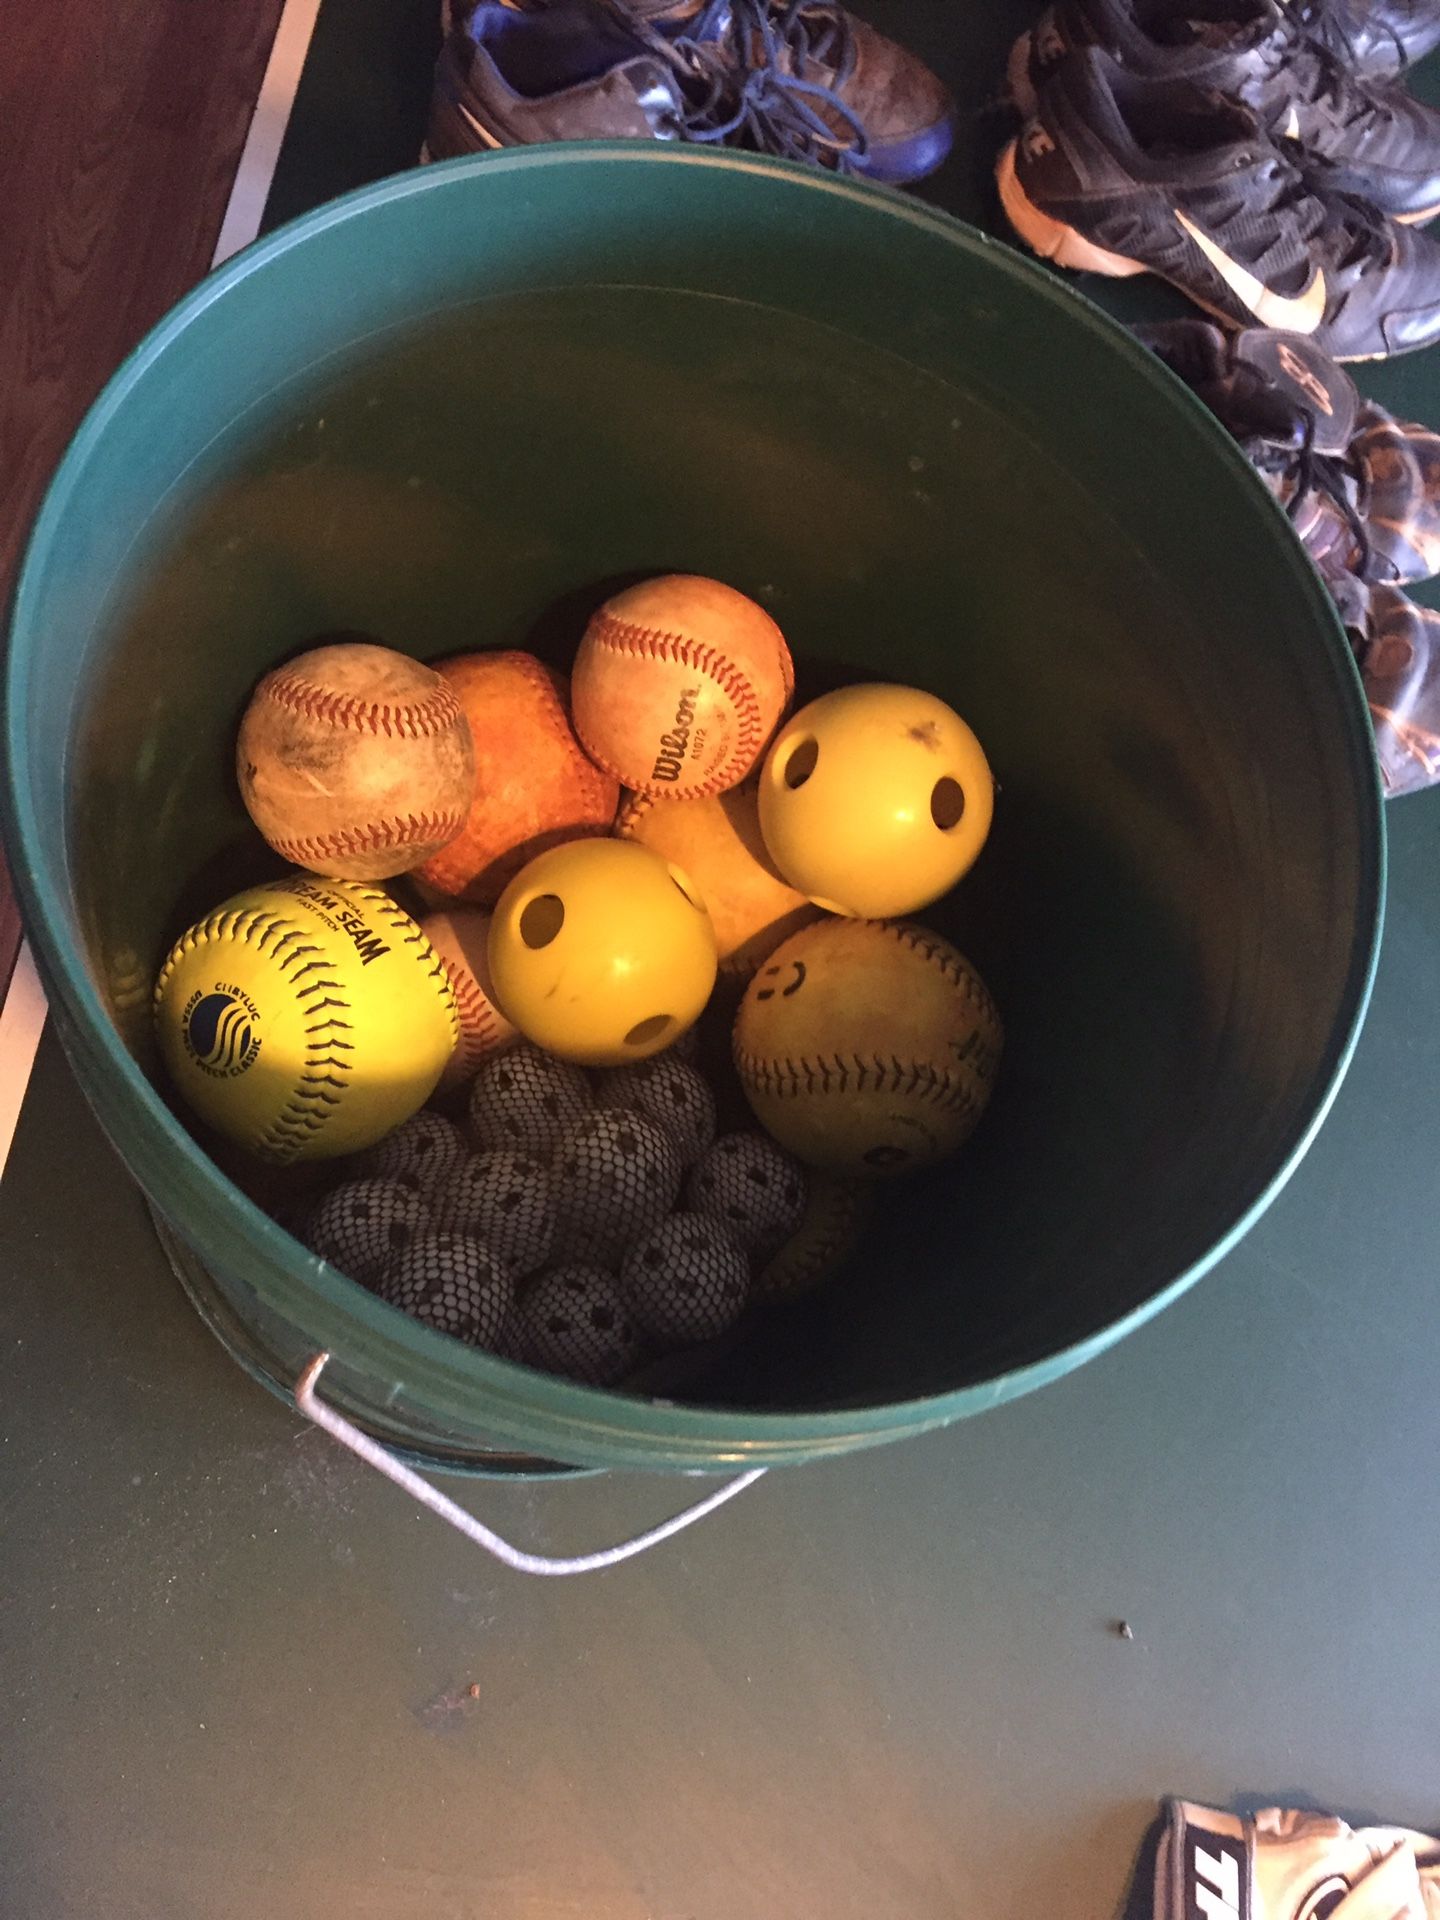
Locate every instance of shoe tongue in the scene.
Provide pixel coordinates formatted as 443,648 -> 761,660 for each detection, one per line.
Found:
1231,330 -> 1358,451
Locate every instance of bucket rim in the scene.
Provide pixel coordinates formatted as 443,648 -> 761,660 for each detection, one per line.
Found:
2,143 -> 1387,1467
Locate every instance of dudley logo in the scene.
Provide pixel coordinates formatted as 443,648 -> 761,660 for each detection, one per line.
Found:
182,987 -> 261,1077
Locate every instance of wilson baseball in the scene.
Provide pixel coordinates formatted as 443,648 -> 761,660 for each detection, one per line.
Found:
732,918 -> 1003,1176
418,906 -> 518,1090
572,575 -> 793,798
153,874 -> 459,1163
615,781 -> 822,976
412,651 -> 618,904
236,641 -> 475,880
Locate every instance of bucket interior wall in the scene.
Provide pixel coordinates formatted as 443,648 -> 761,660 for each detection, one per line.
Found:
8,151 -> 1380,1459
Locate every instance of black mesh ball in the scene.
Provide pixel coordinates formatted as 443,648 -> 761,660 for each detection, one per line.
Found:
468,1043 -> 592,1157
364,1110 -> 469,1194
305,1178 -> 434,1284
429,1150 -> 556,1276
594,1054 -> 718,1165
685,1131 -> 808,1253
375,1231 -> 513,1348
551,1107 -> 683,1266
621,1213 -> 751,1346
517,1266 -> 643,1385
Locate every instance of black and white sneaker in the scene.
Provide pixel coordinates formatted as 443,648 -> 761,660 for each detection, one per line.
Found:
1009,0 -> 1440,222
1283,0 -> 1440,78
996,48 -> 1440,359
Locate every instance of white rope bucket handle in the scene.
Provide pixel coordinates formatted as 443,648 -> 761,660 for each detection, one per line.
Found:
293,1352 -> 766,1576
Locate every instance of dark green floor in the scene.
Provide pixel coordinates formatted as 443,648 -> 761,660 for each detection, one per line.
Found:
4,4 -> 1440,1916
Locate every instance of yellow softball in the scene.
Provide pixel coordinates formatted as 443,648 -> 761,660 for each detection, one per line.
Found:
153,874 -> 458,1162
732,917 -> 1001,1176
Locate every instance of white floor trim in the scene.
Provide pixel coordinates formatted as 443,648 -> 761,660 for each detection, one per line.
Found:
0,0 -> 321,1179
0,941 -> 49,1174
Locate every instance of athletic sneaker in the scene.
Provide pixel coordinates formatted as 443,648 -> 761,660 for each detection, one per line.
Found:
1326,572 -> 1440,792
428,0 -> 954,183
1009,0 -> 1440,222
996,50 -> 1440,359
1133,319 -> 1440,792
1135,318 -> 1440,578
1283,0 -> 1440,77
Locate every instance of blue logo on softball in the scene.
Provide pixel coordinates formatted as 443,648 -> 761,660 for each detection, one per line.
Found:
182,986 -> 261,1078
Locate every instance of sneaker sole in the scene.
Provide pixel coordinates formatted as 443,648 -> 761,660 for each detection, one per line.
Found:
995,143 -> 1417,361
995,140 -> 1148,278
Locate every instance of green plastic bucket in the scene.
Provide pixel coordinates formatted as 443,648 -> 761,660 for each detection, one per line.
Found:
3,146 -> 1383,1475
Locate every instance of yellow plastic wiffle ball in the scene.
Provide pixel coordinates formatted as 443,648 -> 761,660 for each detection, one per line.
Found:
758,684 -> 994,919
486,839 -> 718,1066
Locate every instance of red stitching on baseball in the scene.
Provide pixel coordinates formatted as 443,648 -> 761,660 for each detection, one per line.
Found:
262,671 -> 463,741
589,615 -> 766,793
269,808 -> 466,866
444,959 -> 503,1071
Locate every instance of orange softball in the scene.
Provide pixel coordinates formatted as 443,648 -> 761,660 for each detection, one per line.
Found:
615,782 -> 823,977
236,642 -> 475,881
571,575 -> 793,798
413,652 -> 618,905
417,906 -> 519,1090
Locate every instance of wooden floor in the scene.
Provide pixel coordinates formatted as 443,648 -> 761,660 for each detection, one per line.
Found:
0,0 -> 285,1000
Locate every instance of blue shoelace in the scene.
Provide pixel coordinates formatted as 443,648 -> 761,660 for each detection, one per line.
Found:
612,0 -> 871,169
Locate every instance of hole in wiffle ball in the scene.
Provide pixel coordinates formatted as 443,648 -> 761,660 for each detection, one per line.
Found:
625,1014 -> 673,1048
546,1316 -> 573,1336
520,894 -> 565,948
783,735 -> 819,788
931,775 -> 966,831
592,1307 -> 615,1331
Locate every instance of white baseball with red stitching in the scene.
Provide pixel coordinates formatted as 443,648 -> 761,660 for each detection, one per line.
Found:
572,575 -> 793,799
237,641 -> 476,880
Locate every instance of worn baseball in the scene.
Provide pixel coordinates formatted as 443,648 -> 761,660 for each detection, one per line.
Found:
615,781 -> 822,976
755,1172 -> 874,1298
418,907 -> 519,1089
236,641 -> 475,880
732,918 -> 1002,1176
412,652 -> 618,904
572,576 -> 793,798
153,874 -> 459,1163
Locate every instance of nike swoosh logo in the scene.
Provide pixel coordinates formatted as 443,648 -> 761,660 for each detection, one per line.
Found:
1175,210 -> 1327,332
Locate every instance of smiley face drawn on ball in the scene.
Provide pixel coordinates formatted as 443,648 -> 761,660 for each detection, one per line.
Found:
754,960 -> 807,1002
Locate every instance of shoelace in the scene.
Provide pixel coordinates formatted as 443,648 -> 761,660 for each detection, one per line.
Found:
1286,416 -> 1374,575
1291,0 -> 1408,75
1251,13 -> 1395,138
603,0 -> 870,167
1225,141 -> 1393,297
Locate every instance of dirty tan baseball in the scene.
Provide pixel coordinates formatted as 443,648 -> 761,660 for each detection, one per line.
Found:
236,641 -> 475,881
571,575 -> 794,799
733,917 -> 1003,1177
